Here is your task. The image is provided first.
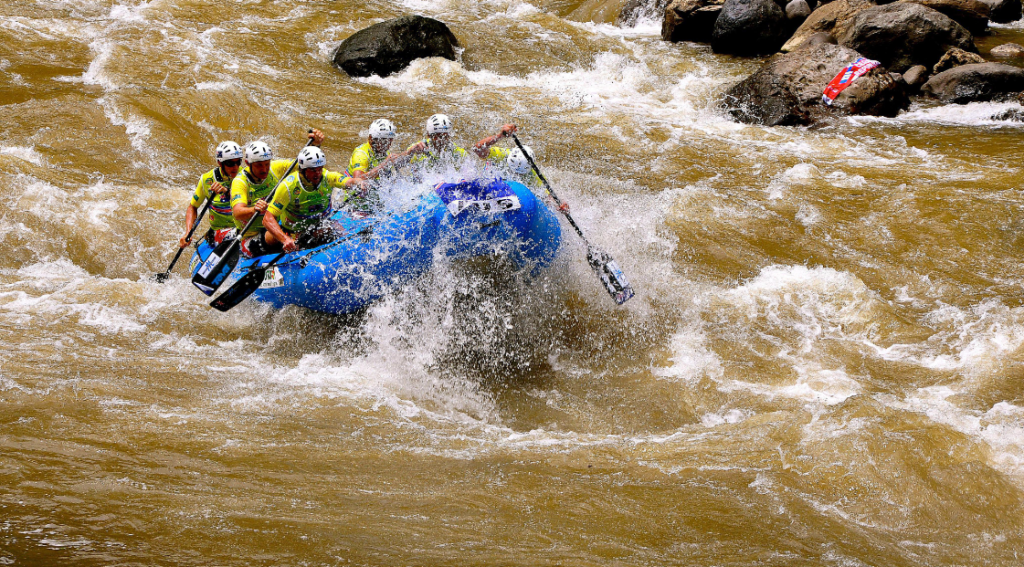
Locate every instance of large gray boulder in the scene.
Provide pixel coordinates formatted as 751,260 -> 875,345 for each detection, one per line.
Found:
978,0 -> 1022,22
781,0 -> 877,52
662,0 -> 726,42
722,43 -> 910,125
838,3 -> 977,73
921,62 -> 1024,102
897,0 -> 991,34
332,16 -> 460,78
712,0 -> 790,54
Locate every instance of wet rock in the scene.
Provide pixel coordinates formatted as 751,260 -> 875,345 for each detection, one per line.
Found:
722,43 -> 909,125
797,31 -> 840,49
332,15 -> 460,78
662,0 -> 726,42
932,46 -> 986,73
711,0 -> 789,55
921,62 -> 1024,102
620,0 -> 671,26
977,0 -> 1022,23
991,108 -> 1024,120
903,64 -> 931,89
990,42 -> 1024,58
781,0 -> 876,52
787,0 -> 814,20
897,0 -> 990,34
837,3 -> 977,73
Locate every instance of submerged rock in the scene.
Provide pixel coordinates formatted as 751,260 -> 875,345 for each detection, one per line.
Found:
722,43 -> 909,125
921,62 -> 1024,102
932,46 -> 986,73
662,0 -> 726,42
332,15 -> 460,78
711,0 -> 790,55
990,43 -> 1024,58
838,3 -> 977,73
897,0 -> 991,35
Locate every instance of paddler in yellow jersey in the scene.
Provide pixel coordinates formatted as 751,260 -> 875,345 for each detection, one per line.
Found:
178,141 -> 244,248
407,114 -> 521,173
263,146 -> 365,253
231,130 -> 324,253
490,144 -> 570,214
348,118 -> 426,182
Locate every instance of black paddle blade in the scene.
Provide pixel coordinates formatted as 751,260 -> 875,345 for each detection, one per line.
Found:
191,238 -> 240,296
154,271 -> 170,283
209,267 -> 268,312
587,247 -> 634,305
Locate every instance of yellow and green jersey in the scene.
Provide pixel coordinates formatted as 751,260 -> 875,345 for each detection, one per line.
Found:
347,142 -> 393,176
189,168 -> 234,230
484,146 -> 543,190
408,139 -> 468,167
230,159 -> 295,236
267,169 -> 352,233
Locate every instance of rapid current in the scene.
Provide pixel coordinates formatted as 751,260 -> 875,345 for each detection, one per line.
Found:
3,0 -> 1024,564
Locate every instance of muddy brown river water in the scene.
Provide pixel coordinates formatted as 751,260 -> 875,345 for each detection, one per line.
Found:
3,1 -> 1024,565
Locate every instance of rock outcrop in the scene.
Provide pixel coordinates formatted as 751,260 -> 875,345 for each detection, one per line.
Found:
781,0 -> 876,52
662,0 -> 726,42
921,62 -> 1024,102
722,43 -> 909,125
897,0 -> 990,34
837,3 -> 977,73
711,0 -> 790,54
932,46 -> 986,73
978,0 -> 1022,23
332,16 -> 460,78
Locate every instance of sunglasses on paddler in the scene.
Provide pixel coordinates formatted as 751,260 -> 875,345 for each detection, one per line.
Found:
220,159 -> 242,167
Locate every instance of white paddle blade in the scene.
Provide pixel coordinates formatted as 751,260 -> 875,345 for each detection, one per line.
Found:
587,247 -> 634,305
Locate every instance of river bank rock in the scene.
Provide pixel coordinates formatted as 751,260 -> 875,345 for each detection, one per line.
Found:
978,0 -> 1022,22
332,16 -> 460,78
722,43 -> 909,125
781,0 -> 876,52
903,64 -> 931,89
932,46 -> 986,73
897,0 -> 990,34
711,0 -> 790,54
991,42 -> 1024,58
837,3 -> 977,73
620,0 -> 671,26
921,62 -> 1024,102
662,0 -> 726,42
787,0 -> 814,21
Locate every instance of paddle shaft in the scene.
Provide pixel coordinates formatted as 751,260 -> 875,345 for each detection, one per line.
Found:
510,134 -> 587,241
159,197 -> 211,280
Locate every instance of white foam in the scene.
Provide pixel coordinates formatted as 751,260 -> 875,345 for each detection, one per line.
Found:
654,324 -> 723,384
0,146 -> 45,166
894,387 -> 1024,477
194,81 -> 231,91
854,101 -> 1024,128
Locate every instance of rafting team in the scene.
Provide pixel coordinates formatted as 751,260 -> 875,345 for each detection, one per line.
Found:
179,113 -> 567,257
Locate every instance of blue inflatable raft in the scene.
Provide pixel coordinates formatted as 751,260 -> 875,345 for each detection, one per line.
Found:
189,178 -> 562,315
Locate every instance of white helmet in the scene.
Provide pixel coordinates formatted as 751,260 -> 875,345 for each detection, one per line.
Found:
297,146 -> 326,169
368,119 -> 397,139
215,141 -> 243,163
426,113 -> 453,135
507,146 -> 535,175
245,141 -> 273,163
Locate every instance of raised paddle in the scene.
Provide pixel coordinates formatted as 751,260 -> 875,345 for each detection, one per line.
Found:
155,197 -> 211,283
191,131 -> 314,296
511,133 -> 635,305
